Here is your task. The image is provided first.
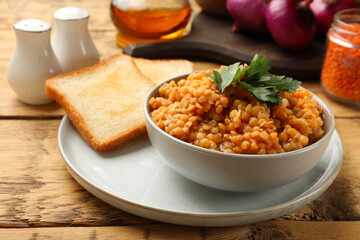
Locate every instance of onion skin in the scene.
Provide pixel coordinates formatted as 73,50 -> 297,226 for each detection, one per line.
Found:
310,0 -> 358,35
226,0 -> 269,33
265,0 -> 317,50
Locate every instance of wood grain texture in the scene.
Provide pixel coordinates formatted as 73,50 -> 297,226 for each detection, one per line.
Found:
0,222 -> 360,240
0,1 -> 114,31
0,120 -> 151,227
205,221 -> 360,240
1,0 -> 360,238
0,119 -> 359,228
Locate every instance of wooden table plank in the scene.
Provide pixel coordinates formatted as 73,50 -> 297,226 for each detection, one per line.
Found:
0,0 -> 360,238
205,221 -> 360,240
0,120 -> 151,227
0,0 -> 114,30
0,119 -> 359,227
0,29 -> 120,62
0,225 -> 202,240
0,221 -> 360,240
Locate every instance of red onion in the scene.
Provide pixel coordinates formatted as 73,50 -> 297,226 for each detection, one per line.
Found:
226,0 -> 270,33
265,0 -> 317,50
310,0 -> 358,35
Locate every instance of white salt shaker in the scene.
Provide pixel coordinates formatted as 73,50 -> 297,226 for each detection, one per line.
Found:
7,19 -> 63,105
52,7 -> 100,73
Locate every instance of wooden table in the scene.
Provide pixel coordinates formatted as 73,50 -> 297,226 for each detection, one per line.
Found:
1,1 -> 360,239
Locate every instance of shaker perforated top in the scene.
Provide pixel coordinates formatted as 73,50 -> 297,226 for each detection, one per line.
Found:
13,19 -> 51,32
53,7 -> 89,20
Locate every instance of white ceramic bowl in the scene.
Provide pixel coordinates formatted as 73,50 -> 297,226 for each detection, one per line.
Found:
144,74 -> 335,192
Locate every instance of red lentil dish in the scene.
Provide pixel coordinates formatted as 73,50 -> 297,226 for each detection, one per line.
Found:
149,70 -> 324,154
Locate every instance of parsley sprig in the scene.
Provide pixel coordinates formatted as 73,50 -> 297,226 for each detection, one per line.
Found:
207,55 -> 301,106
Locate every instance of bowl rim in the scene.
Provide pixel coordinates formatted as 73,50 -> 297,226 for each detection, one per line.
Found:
144,73 -> 335,159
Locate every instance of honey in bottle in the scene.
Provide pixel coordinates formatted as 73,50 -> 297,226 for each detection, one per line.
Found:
110,0 -> 191,47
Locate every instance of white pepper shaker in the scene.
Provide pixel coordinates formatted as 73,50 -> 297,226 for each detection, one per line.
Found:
7,19 -> 63,105
52,7 -> 100,73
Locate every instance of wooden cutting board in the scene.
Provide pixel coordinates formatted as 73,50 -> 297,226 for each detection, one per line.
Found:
123,12 -> 325,80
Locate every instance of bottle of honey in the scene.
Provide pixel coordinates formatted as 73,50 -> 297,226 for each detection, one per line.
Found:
110,0 -> 191,47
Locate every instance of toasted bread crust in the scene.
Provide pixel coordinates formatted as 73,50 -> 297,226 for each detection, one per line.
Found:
46,54 -> 193,151
46,54 -> 153,151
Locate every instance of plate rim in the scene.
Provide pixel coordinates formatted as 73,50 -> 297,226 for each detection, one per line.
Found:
58,115 -> 343,218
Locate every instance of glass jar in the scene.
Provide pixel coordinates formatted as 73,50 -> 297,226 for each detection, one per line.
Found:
110,0 -> 191,47
321,9 -> 360,106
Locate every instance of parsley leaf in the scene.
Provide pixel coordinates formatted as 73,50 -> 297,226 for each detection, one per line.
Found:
257,74 -> 300,93
245,54 -> 271,79
207,62 -> 245,92
207,54 -> 301,106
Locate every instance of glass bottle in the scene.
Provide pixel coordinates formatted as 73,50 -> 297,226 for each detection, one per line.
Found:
321,9 -> 360,106
110,0 -> 191,47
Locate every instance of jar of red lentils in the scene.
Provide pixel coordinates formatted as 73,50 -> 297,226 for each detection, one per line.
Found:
321,9 -> 360,106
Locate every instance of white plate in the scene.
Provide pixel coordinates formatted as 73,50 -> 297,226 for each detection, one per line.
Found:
58,115 -> 343,227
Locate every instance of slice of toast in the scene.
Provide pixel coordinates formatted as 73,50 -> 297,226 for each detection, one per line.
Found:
133,57 -> 194,85
46,54 -> 155,151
